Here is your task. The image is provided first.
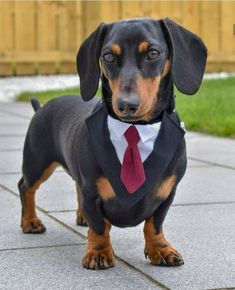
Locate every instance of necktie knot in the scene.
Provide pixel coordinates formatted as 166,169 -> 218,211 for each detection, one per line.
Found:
124,125 -> 140,145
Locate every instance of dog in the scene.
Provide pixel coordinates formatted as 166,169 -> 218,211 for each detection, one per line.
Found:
18,18 -> 207,270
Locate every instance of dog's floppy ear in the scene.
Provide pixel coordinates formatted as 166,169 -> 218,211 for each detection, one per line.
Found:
161,18 -> 207,95
77,23 -> 107,101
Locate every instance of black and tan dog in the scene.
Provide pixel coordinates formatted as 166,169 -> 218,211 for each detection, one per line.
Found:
18,18 -> 207,270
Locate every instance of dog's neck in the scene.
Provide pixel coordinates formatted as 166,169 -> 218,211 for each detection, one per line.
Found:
101,73 -> 175,125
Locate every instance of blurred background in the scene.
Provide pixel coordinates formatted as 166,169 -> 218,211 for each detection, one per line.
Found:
0,0 -> 235,137
0,0 -> 235,76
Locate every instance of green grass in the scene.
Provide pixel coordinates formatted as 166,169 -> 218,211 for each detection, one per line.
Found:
18,87 -> 81,104
17,77 -> 235,138
176,77 -> 235,138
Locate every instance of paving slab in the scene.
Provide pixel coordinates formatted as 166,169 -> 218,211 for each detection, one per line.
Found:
0,151 -> 22,173
175,165 -> 235,204
0,245 -> 161,290
0,173 -> 21,193
0,171 -> 77,212
0,113 -> 29,124
0,187 -> 85,250
51,203 -> 235,290
185,159 -> 211,167
35,171 -> 77,212
0,110 -> 7,116
187,135 -> 235,168
0,136 -> 25,151
0,123 -> 28,137
0,102 -> 33,119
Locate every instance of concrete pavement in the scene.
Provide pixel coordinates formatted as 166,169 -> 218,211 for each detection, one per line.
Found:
0,102 -> 234,290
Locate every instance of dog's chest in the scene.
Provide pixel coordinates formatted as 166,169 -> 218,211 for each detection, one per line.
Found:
86,104 -> 185,209
96,176 -> 176,227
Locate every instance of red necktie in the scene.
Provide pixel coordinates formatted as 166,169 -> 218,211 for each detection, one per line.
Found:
121,126 -> 146,193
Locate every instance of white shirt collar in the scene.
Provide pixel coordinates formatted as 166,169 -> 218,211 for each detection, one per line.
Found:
107,115 -> 131,141
107,115 -> 161,143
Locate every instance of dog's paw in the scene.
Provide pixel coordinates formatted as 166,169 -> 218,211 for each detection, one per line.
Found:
144,244 -> 184,266
21,217 -> 46,234
76,209 -> 88,226
82,247 -> 115,270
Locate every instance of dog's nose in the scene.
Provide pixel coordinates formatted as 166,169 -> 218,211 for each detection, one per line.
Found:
117,95 -> 140,116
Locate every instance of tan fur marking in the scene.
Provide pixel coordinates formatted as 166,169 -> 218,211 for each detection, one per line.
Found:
23,162 -> 59,219
161,60 -> 171,77
76,183 -> 87,226
27,162 -> 59,193
21,162 -> 59,232
112,44 -> 121,55
155,175 -> 176,199
138,41 -> 150,53
96,177 -> 116,201
136,76 -> 161,121
109,78 -> 121,116
144,217 -> 184,266
82,220 -> 115,269
144,217 -> 165,244
100,62 -> 108,79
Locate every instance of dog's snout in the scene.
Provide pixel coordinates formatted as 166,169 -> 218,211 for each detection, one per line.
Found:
117,95 -> 140,116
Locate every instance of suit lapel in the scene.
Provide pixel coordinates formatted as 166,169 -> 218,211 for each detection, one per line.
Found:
86,105 -> 185,208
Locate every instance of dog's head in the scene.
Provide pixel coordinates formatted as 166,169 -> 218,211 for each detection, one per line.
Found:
77,18 -> 207,123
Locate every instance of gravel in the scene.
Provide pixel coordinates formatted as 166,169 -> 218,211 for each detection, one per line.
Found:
0,72 -> 235,102
0,74 -> 79,102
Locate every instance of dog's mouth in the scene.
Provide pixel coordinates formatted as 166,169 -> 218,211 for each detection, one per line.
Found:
118,115 -> 145,124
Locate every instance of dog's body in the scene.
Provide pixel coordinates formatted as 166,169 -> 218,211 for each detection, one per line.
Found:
18,18 -> 207,270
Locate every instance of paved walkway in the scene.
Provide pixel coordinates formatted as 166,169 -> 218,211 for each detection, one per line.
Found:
0,102 -> 234,290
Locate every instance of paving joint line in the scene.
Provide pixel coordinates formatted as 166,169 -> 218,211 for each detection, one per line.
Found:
0,243 -> 86,253
0,172 -> 21,175
206,288 -> 235,290
1,183 -> 170,290
172,201 -> 235,207
0,169 -> 65,175
188,157 -> 235,171
0,122 -> 28,125
0,134 -> 25,137
47,209 -> 76,213
115,256 -> 170,290
0,149 -> 22,152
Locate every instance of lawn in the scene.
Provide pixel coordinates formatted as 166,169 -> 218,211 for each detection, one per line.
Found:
17,77 -> 235,138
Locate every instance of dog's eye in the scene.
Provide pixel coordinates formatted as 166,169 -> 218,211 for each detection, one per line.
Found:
147,50 -> 160,60
103,53 -> 115,63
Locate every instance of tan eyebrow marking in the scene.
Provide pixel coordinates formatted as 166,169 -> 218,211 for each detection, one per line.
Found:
112,44 -> 121,55
138,41 -> 150,53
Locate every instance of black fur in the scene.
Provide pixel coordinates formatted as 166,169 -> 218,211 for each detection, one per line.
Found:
31,98 -> 41,112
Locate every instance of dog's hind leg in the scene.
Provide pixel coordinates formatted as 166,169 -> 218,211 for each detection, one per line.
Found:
76,183 -> 88,226
18,160 -> 59,234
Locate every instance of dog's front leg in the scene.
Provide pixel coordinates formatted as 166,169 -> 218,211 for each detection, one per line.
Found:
144,189 -> 184,266
82,193 -> 115,270
82,219 -> 115,270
